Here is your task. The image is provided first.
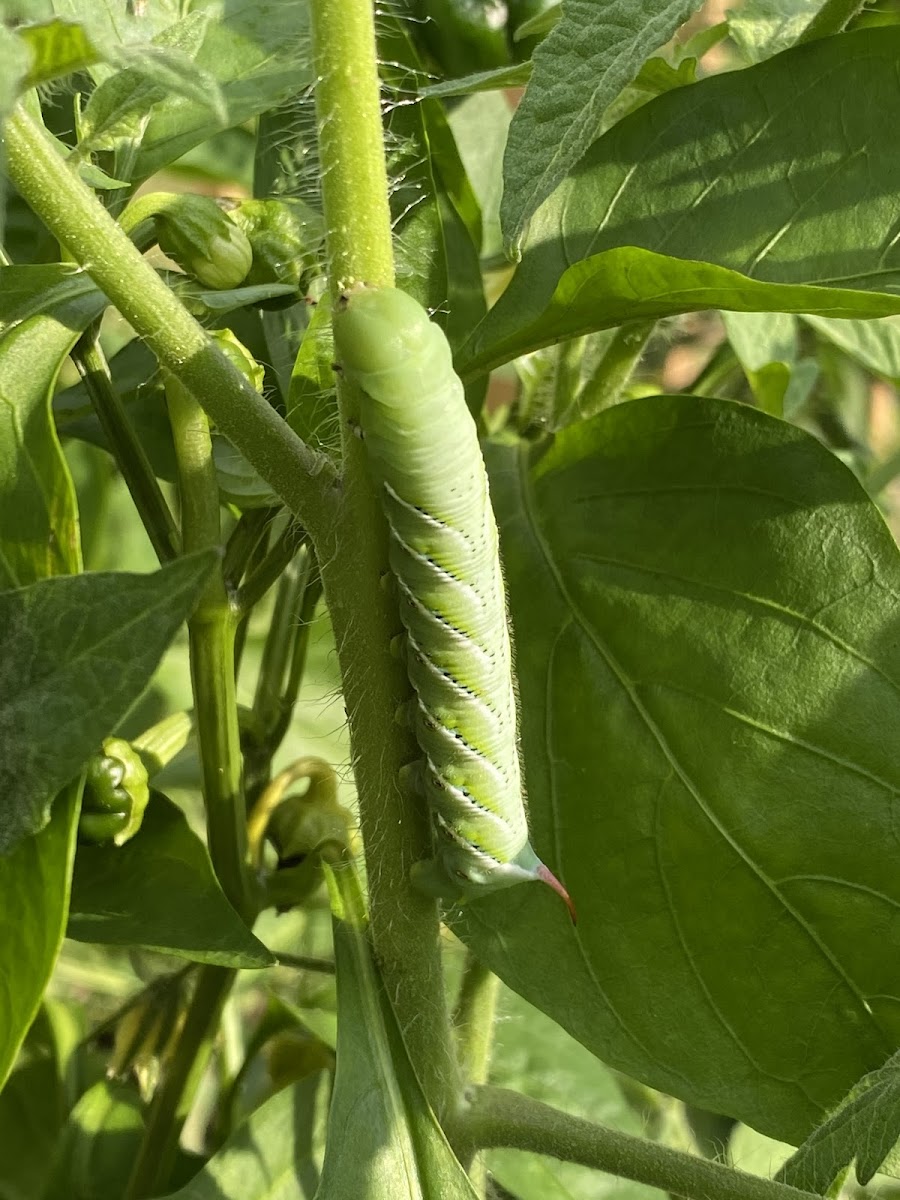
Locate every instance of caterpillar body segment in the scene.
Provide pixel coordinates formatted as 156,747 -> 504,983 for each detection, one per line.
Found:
333,286 -> 575,921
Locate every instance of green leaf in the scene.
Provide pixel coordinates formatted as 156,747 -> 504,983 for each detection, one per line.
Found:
458,247 -> 900,378
132,0 -> 313,182
447,92 -> 512,261
0,255 -> 85,1089
0,1005 -> 73,1200
317,861 -> 478,1199
0,782 -> 80,1090
0,265 -> 104,587
288,292 -> 338,457
76,12 -> 223,156
378,18 -> 485,347
0,553 -> 217,853
17,18 -> 105,86
778,1050 -> 900,1190
500,0 -> 704,254
454,395 -> 900,1145
487,983 -> 667,1200
0,25 -> 33,126
727,0 -> 824,62
42,1078 -> 144,1200
159,1073 -> 325,1199
420,61 -> 532,99
69,791 -> 274,968
721,311 -> 797,415
803,315 -> 900,385
475,30 -> 900,367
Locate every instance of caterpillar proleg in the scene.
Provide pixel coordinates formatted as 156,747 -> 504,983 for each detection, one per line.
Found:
333,285 -> 575,921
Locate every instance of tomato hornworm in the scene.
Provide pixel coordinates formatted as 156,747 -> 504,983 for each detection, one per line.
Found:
333,286 -> 575,920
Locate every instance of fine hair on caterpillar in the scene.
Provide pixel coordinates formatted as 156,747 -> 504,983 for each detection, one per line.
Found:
332,284 -> 576,922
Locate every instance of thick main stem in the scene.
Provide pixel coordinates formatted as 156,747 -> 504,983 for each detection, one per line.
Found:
310,0 -> 458,1120
2,105 -> 337,541
459,1087 -> 822,1200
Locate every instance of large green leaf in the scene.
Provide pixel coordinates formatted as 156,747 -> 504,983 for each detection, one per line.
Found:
0,784 -> 80,1090
158,1074 -> 325,1199
69,791 -> 273,968
0,553 -> 216,852
454,395 -> 900,1145
316,861 -> 478,1200
470,30 -> 900,369
500,0 -> 704,253
458,248 -> 900,377
0,258 -> 85,1091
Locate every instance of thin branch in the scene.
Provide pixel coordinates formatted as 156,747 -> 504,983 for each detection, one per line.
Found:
458,1087 -> 822,1200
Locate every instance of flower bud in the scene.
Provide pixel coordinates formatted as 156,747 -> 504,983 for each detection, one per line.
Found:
229,198 -> 324,295
154,194 -> 253,290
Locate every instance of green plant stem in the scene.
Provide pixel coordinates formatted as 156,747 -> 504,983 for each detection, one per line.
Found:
267,567 -> 323,752
166,376 -> 250,920
2,104 -> 338,540
458,1087 -> 821,1200
797,0 -> 864,41
125,966 -> 234,1200
866,447 -> 900,495
237,520 -> 307,615
453,955 -> 500,1190
686,342 -> 741,398
275,953 -> 337,975
222,508 -> 275,587
310,0 -> 458,1121
251,547 -> 311,738
453,954 -> 500,1087
571,320 -> 654,420
311,0 -> 393,292
71,328 -> 180,563
132,710 -> 194,776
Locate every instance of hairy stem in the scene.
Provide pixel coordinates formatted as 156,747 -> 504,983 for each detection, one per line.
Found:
310,0 -> 458,1119
453,955 -> 500,1088
2,104 -> 337,541
459,1087 -> 821,1200
312,0 -> 393,292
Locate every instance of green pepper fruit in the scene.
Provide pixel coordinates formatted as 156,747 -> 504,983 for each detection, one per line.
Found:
229,198 -> 325,306
153,193 -> 253,291
80,738 -> 150,846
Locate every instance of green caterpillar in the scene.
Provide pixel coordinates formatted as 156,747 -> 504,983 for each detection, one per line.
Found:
333,286 -> 575,920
